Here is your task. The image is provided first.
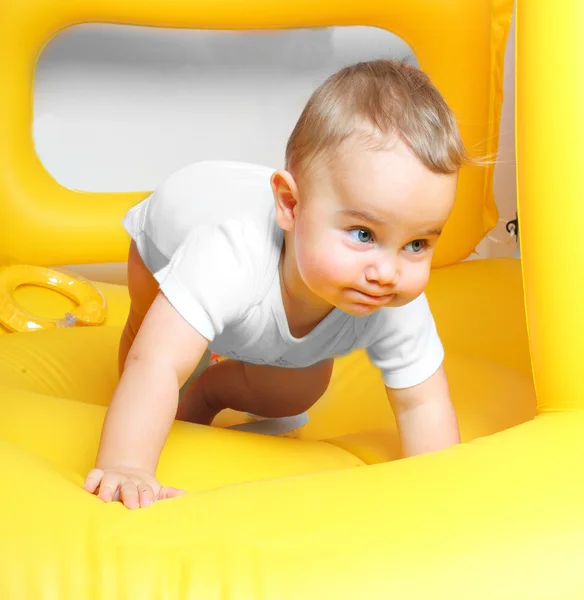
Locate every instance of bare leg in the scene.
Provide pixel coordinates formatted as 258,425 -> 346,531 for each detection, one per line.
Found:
177,357 -> 334,425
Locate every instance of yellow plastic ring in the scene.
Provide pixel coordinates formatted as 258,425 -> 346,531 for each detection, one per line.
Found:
0,265 -> 107,332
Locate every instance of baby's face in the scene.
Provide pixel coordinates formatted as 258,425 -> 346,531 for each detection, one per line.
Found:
293,139 -> 457,317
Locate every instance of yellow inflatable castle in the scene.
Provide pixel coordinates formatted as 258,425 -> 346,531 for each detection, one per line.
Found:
1,0 -> 583,597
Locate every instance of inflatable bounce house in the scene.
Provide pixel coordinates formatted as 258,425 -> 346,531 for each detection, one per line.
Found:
1,0 -> 583,597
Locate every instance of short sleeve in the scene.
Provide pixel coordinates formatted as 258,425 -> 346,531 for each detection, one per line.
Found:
365,293 -> 444,389
153,219 -> 260,342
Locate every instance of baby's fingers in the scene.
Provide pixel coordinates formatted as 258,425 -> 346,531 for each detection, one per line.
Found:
120,480 -> 143,510
136,483 -> 156,509
97,472 -> 123,503
158,486 -> 187,501
83,468 -> 105,494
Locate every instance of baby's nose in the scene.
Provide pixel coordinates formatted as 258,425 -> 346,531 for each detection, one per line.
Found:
364,259 -> 398,286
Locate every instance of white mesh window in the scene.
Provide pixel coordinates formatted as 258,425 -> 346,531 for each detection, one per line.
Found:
34,25 -> 417,192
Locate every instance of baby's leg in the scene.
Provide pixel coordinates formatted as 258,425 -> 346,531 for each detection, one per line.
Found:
177,358 -> 334,425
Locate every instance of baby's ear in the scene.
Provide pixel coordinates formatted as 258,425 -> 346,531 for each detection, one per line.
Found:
271,170 -> 299,231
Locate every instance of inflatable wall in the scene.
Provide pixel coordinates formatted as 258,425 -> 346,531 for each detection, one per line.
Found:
1,0 -> 582,598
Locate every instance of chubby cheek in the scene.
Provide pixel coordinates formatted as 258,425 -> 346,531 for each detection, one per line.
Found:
398,262 -> 432,302
295,229 -> 350,291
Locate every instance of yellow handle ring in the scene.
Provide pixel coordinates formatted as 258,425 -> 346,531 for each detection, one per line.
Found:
0,265 -> 107,332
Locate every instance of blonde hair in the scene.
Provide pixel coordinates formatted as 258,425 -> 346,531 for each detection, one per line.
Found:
285,59 -> 469,181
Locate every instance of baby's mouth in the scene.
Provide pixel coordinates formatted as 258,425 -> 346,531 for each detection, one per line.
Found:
351,289 -> 396,304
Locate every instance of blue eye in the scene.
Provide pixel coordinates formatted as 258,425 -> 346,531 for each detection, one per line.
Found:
349,228 -> 373,243
404,240 -> 426,253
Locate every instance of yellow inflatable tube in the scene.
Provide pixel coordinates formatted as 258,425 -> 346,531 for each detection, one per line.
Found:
0,0 -> 505,268
3,0 -> 584,598
516,1 -> 584,413
0,265 -> 107,332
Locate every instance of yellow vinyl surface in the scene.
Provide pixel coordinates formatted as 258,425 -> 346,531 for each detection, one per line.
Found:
2,0 -> 581,598
0,0 -> 510,268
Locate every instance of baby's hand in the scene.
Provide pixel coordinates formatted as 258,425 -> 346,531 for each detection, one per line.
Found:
83,467 -> 185,509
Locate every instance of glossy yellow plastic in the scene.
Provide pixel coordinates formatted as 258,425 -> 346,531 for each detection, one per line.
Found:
0,258 -> 545,599
0,0 -> 511,269
3,0 -> 582,598
516,1 -> 584,413
0,265 -> 107,332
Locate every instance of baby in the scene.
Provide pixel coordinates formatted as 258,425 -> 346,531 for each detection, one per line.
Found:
84,59 -> 464,509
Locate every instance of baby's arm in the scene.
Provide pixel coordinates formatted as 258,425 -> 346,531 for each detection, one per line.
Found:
386,365 -> 460,458
84,292 -> 209,509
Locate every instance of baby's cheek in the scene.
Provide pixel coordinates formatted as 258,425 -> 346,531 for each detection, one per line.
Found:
305,249 -> 338,282
318,244 -> 349,281
300,239 -> 346,287
402,263 -> 431,297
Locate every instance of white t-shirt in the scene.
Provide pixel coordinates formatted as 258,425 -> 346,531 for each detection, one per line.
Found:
123,161 -> 444,389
